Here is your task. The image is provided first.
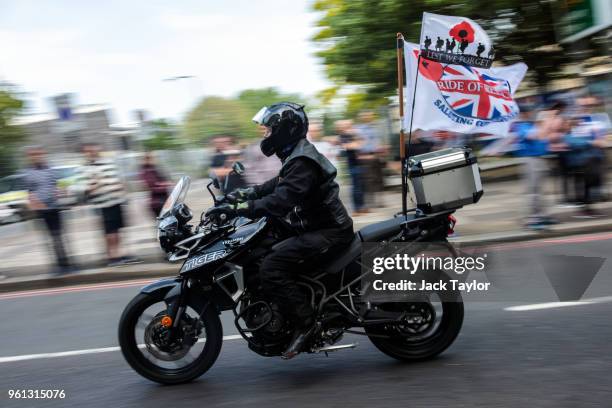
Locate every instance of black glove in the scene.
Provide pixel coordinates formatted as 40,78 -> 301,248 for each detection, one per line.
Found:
225,187 -> 257,204
205,202 -> 249,219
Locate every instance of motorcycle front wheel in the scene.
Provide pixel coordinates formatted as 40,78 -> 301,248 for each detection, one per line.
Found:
118,291 -> 223,384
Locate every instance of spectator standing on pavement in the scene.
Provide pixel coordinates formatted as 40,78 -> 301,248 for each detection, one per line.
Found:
520,107 -> 559,230
336,119 -> 367,215
243,126 -> 281,186
405,130 -> 435,157
79,142 -> 139,267
21,146 -> 73,274
563,113 -> 606,218
355,111 -> 386,208
139,152 -> 171,218
209,136 -> 246,193
545,101 -> 576,205
573,96 -> 611,202
308,121 -> 340,169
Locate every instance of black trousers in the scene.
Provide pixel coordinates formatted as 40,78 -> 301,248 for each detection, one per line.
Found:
38,209 -> 70,268
260,225 -> 354,323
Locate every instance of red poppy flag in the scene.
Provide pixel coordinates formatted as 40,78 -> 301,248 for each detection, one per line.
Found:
419,12 -> 494,69
403,42 -> 527,137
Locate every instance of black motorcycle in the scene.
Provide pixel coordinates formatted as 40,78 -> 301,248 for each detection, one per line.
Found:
118,163 -> 464,384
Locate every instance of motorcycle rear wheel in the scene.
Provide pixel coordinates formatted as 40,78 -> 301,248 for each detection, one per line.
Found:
366,298 -> 464,362
118,292 -> 223,384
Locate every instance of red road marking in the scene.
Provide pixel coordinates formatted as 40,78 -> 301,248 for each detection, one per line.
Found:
0,278 -> 156,301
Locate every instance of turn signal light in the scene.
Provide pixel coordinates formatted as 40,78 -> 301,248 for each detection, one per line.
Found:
160,316 -> 173,328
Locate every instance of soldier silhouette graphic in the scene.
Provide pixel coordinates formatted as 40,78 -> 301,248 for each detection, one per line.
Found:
450,38 -> 456,53
476,42 -> 485,57
424,36 -> 432,50
445,38 -> 454,53
488,46 -> 495,59
459,39 -> 469,54
435,36 -> 444,51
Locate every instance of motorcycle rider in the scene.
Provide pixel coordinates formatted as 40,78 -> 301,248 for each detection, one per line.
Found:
207,102 -> 354,359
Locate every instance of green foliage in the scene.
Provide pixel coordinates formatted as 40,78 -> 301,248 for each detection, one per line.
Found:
142,119 -> 183,151
237,88 -> 304,118
183,96 -> 249,143
183,88 -> 306,143
312,0 -> 570,99
0,88 -> 25,177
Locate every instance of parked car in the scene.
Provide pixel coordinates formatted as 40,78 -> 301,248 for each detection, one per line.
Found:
0,203 -> 21,225
53,165 -> 86,206
0,174 -> 29,224
0,166 -> 85,224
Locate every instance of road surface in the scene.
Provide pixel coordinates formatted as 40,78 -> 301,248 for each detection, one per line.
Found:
1,233 -> 611,407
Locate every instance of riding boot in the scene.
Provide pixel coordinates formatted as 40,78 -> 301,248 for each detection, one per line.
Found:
282,316 -> 316,360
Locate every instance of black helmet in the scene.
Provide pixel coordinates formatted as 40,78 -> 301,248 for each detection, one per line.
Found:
252,102 -> 309,157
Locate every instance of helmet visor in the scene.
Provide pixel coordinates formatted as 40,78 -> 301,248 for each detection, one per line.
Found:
252,106 -> 269,125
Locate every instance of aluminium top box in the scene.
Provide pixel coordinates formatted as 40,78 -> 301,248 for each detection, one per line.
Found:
407,147 -> 484,213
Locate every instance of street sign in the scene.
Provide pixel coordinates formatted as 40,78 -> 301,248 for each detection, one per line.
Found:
557,0 -> 612,43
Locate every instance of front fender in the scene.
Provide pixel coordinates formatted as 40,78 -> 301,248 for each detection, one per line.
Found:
140,277 -> 182,297
139,276 -> 216,315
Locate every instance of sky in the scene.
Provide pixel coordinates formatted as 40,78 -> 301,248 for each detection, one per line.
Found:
0,0 -> 330,125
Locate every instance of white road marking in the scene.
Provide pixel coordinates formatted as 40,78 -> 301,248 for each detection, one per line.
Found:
504,295 -> 612,311
0,334 -> 244,364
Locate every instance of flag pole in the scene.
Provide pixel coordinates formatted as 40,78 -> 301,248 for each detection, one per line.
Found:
396,33 -> 408,220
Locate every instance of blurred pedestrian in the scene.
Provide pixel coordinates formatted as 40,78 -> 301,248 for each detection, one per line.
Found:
308,121 -> 340,169
574,96 -> 611,202
405,130 -> 435,157
243,126 -> 281,186
336,120 -> 366,214
521,108 -> 559,229
79,142 -> 139,267
563,113 -> 606,218
209,135 -> 246,193
542,101 -> 575,206
21,146 -> 73,274
355,111 -> 385,208
139,152 -> 171,218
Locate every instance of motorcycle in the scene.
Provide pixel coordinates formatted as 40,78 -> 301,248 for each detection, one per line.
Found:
118,162 -> 464,384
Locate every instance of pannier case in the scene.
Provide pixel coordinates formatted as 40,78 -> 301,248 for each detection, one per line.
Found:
407,147 -> 483,213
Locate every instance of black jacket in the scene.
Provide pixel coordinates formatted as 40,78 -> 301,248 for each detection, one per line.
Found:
244,139 -> 352,232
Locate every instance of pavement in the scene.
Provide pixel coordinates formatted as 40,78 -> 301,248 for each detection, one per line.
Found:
1,175 -> 612,293
1,234 -> 611,407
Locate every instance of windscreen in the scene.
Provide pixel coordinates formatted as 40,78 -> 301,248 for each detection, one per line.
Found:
159,176 -> 191,218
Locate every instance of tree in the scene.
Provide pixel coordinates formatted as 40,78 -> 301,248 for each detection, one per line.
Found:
312,0 -> 571,99
142,119 -> 184,151
237,88 -> 304,119
183,88 -> 307,142
0,87 -> 25,176
183,96 -> 250,143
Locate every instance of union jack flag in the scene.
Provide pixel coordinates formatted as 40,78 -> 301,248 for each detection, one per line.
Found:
437,64 -> 518,121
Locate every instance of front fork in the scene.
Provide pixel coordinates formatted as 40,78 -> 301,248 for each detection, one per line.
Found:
159,278 -> 189,340
163,278 -> 211,340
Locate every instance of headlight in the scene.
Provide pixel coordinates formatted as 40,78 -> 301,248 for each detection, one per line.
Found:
158,215 -> 180,252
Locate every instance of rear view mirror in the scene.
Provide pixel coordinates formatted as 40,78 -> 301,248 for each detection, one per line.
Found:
232,162 -> 245,175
